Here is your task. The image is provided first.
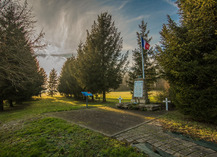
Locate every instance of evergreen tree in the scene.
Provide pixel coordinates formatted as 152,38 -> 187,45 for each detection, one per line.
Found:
79,12 -> 128,102
128,20 -> 158,104
157,0 -> 217,123
38,67 -> 47,96
48,68 -> 58,97
0,0 -> 44,110
58,56 -> 82,99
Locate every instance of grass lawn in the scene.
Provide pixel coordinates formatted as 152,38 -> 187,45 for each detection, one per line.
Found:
0,95 -> 86,123
1,91 -> 216,156
104,91 -> 160,103
158,111 -> 217,143
0,93 -> 146,156
0,117 -> 145,157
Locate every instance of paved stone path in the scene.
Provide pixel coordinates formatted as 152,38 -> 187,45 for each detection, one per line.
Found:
113,120 -> 217,157
50,108 -> 216,156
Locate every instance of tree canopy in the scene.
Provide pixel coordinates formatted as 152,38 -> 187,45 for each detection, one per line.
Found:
58,12 -> 128,101
48,68 -> 58,97
157,0 -> 217,123
0,0 -> 45,110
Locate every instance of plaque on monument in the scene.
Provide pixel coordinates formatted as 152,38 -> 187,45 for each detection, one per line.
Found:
133,80 -> 143,98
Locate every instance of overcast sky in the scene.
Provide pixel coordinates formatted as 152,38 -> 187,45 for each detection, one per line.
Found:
28,0 -> 179,74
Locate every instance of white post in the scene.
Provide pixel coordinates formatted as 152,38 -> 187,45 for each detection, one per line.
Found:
163,98 -> 171,111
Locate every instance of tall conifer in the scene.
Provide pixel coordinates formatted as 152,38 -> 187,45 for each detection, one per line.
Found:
157,0 -> 217,122
0,0 -> 44,110
79,12 -> 128,102
128,20 -> 158,104
48,69 -> 58,97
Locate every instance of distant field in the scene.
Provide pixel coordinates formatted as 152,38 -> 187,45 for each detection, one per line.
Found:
106,91 -> 132,102
105,90 -> 161,103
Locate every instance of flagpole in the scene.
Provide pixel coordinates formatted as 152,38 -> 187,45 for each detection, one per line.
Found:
140,35 -> 145,79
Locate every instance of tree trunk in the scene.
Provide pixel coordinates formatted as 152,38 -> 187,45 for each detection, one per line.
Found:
91,95 -> 94,102
9,100 -> 13,107
0,99 -> 3,111
103,91 -> 106,102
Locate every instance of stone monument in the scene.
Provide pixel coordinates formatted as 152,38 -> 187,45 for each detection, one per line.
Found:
131,77 -> 160,111
131,78 -> 149,104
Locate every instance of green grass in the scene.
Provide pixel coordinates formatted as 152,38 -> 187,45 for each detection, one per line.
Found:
2,91 -> 216,155
0,95 -> 86,123
0,93 -> 147,156
158,111 -> 217,143
0,117 -> 145,157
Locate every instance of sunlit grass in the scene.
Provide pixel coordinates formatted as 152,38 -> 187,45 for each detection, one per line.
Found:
158,111 -> 217,143
0,95 -> 86,123
104,90 -> 161,103
0,90 -> 164,124
104,91 -> 132,103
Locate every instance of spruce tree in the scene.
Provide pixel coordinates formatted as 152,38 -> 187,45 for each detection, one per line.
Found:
58,56 -> 82,99
128,20 -> 158,104
0,0 -> 44,110
157,0 -> 217,123
48,68 -> 58,97
79,12 -> 128,102
37,67 -> 47,96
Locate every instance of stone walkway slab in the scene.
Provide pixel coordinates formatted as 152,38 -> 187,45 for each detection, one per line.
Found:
113,121 -> 217,157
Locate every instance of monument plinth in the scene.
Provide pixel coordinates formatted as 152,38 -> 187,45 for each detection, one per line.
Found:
131,78 -> 149,104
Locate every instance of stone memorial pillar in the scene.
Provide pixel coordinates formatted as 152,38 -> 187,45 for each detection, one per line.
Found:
131,78 -> 149,104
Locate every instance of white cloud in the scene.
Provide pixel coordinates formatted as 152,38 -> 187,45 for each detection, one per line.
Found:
126,15 -> 150,23
26,0 -> 177,73
118,0 -> 129,10
162,0 -> 178,8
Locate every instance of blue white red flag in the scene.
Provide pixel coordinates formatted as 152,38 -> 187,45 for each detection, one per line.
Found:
141,37 -> 150,50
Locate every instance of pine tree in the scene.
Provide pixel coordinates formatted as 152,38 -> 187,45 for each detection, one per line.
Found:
78,12 -> 128,102
128,20 -> 158,104
157,0 -> 217,123
48,69 -> 58,97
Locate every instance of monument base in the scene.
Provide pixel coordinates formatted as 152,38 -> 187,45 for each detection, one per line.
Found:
131,98 -> 149,104
116,103 -> 160,111
138,104 -> 160,111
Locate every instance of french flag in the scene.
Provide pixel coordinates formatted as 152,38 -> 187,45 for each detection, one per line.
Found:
141,37 -> 150,50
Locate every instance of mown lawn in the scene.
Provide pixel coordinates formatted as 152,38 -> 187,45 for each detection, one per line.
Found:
0,95 -> 86,123
1,91 -> 216,156
0,117 -> 145,157
0,93 -> 146,157
103,91 -> 159,103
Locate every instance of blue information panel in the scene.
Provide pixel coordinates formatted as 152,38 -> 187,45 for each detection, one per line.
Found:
81,92 -> 93,108
81,92 -> 93,96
